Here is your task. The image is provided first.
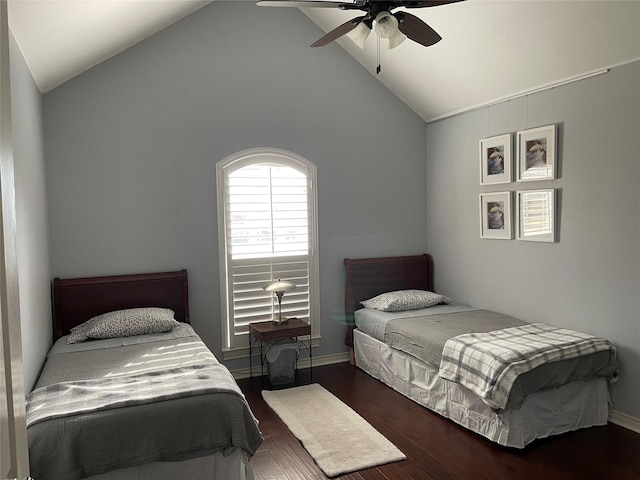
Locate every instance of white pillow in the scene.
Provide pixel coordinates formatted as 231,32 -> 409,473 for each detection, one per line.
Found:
360,290 -> 452,312
67,307 -> 179,344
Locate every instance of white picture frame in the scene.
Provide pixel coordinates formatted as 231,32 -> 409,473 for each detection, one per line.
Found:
516,124 -> 556,182
479,191 -> 512,239
479,133 -> 512,185
516,189 -> 556,242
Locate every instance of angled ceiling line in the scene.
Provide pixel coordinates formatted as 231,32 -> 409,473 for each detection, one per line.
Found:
426,68 -> 611,124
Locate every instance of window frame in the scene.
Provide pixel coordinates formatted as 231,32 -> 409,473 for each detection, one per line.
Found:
216,148 -> 320,356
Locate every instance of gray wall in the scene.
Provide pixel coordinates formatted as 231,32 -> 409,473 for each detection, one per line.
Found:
43,2 -> 427,366
10,32 -> 51,391
426,60 -> 640,419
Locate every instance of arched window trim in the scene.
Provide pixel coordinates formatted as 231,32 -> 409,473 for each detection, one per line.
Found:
216,148 -> 320,355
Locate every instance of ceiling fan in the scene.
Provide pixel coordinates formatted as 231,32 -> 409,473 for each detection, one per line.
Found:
256,1 -> 464,50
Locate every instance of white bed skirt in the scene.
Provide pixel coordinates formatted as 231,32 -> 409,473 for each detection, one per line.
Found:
86,448 -> 254,480
354,328 -> 611,448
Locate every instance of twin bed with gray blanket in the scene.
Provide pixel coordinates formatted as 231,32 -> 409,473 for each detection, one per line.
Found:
27,270 -> 262,480
344,255 -> 618,448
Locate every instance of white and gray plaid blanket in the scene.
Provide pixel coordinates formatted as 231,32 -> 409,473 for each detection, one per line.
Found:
438,323 -> 617,410
26,363 -> 244,428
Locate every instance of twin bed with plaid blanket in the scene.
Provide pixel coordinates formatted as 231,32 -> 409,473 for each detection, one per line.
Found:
347,256 -> 619,447
358,306 -> 618,413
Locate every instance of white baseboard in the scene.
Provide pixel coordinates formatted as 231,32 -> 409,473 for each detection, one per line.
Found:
609,410 -> 640,434
231,351 -> 350,380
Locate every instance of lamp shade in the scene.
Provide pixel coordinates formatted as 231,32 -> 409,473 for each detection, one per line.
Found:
374,11 -> 406,49
347,21 -> 371,49
387,28 -> 407,49
374,11 -> 397,38
263,279 -> 296,325
263,279 -> 296,293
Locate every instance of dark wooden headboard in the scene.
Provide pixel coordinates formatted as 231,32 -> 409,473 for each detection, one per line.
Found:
52,269 -> 189,339
343,254 -> 434,347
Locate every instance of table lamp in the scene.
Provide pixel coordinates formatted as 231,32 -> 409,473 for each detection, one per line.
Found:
263,279 -> 296,325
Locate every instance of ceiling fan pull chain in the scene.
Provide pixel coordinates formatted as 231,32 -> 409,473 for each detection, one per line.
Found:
376,35 -> 381,74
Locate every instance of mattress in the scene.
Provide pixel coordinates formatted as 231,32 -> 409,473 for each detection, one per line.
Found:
27,324 -> 263,480
354,306 -> 618,410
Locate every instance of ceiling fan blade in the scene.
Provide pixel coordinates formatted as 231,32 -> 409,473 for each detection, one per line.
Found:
310,16 -> 365,47
257,1 -> 347,7
395,11 -> 442,47
402,0 -> 465,8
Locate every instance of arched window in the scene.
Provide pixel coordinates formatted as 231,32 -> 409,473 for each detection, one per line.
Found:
216,148 -> 319,352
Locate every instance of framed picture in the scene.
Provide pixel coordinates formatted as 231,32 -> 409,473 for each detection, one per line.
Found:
479,191 -> 512,239
517,124 -> 556,181
516,189 -> 556,242
479,133 -> 512,185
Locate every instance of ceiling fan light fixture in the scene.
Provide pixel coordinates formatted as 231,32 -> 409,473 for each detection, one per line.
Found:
259,0 -> 459,49
374,11 -> 397,39
346,21 -> 371,49
374,11 -> 406,49
387,28 -> 407,49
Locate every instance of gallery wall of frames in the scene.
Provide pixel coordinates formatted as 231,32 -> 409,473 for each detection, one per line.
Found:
478,124 -> 557,242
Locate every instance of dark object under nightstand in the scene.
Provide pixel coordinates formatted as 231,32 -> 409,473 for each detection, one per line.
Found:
249,318 -> 312,387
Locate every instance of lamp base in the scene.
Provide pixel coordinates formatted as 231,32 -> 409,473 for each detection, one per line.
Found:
272,317 -> 289,325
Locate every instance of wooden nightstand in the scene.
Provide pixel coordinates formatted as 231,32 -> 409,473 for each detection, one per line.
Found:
249,318 -> 312,387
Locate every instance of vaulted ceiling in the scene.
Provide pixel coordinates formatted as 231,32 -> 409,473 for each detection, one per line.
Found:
8,0 -> 640,122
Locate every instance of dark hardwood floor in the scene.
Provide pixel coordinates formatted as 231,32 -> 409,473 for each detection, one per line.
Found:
237,362 -> 640,480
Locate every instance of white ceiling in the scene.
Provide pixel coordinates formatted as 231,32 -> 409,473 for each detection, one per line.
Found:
7,0 -> 640,122
7,0 -> 212,92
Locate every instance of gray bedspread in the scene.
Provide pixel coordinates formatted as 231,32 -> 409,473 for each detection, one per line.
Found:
26,325 -> 263,480
383,309 -> 618,410
385,309 -> 526,367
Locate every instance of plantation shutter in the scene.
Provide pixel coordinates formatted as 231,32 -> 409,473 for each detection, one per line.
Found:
224,163 -> 311,347
230,257 -> 310,333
